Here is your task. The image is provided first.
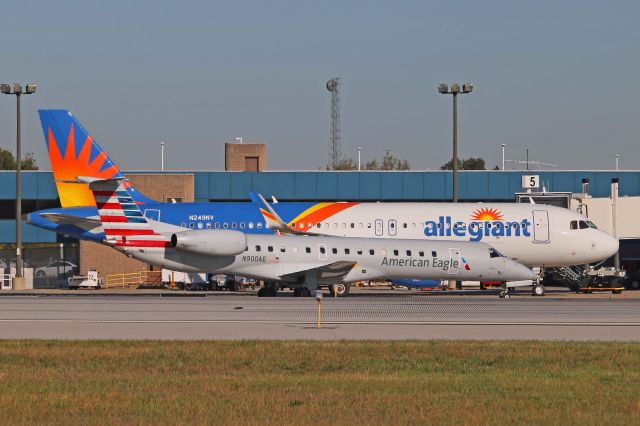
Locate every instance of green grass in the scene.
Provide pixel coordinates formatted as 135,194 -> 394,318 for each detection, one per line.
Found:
0,341 -> 638,425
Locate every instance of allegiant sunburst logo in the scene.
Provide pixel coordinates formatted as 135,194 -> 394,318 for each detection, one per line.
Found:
470,207 -> 503,221
424,208 -> 531,242
47,124 -> 120,207
38,108 -> 125,209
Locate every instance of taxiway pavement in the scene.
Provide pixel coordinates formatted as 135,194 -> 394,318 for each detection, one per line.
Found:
0,293 -> 637,340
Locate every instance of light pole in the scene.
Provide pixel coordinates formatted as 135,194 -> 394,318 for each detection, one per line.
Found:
501,144 -> 506,171
438,83 -> 473,202
1,83 -> 36,282
161,142 -> 165,171
357,147 -> 362,171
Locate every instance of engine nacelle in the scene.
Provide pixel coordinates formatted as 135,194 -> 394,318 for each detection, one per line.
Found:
170,229 -> 247,256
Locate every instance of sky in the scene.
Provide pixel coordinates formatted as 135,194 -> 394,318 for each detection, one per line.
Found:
0,0 -> 638,171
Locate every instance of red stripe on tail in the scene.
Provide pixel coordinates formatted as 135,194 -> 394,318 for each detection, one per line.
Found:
104,229 -> 158,236
99,215 -> 128,223
96,202 -> 122,210
93,190 -> 117,197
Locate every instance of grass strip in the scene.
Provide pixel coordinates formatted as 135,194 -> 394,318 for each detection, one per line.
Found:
0,340 -> 638,425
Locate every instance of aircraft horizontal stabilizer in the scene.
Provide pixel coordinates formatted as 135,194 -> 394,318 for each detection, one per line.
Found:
77,176 -> 127,184
38,212 -> 103,232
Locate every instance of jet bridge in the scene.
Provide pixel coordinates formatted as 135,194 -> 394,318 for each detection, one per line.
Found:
516,176 -> 638,291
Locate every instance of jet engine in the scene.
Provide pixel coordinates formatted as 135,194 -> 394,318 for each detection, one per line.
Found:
170,229 -> 247,256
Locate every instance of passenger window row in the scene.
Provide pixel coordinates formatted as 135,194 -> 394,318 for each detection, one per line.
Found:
251,245 -> 437,258
181,221 -> 265,229
292,221 -> 528,231
181,220 -> 517,233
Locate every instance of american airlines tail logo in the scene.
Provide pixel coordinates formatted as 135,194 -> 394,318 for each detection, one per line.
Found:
462,256 -> 471,270
424,208 -> 532,242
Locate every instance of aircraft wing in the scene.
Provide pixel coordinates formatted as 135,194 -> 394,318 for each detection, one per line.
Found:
280,260 -> 358,285
249,192 -> 316,236
38,212 -> 103,232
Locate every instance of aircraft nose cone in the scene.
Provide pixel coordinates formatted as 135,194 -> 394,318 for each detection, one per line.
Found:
521,264 -> 539,281
506,259 -> 539,281
601,233 -> 619,259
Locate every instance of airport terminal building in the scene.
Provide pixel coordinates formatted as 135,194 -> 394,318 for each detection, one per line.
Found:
1,169 -> 639,286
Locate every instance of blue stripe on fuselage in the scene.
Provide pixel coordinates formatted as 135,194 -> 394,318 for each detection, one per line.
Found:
28,201 -> 320,241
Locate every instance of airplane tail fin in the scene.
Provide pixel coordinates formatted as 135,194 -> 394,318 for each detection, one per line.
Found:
84,177 -> 168,248
38,109 -> 154,208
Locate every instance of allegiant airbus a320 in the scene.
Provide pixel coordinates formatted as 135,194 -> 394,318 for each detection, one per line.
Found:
27,110 -> 618,271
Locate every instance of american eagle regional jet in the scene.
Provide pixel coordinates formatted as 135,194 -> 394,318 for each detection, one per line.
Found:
80,176 -> 537,296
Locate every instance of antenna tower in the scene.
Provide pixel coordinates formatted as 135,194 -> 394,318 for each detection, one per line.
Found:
326,78 -> 341,169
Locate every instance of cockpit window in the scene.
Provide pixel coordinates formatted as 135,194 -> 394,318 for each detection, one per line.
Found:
488,248 -> 503,258
571,220 -> 596,230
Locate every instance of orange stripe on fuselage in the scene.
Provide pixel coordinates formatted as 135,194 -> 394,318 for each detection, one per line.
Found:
287,202 -> 359,229
287,202 -> 333,225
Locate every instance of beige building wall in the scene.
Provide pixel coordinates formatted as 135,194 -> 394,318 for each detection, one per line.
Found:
225,143 -> 267,171
79,174 -> 194,278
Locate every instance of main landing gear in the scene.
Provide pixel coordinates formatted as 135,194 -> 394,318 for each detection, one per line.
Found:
328,283 -> 350,297
293,288 -> 311,297
257,282 -> 278,297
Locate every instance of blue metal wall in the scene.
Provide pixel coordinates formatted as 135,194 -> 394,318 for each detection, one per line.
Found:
1,170 -> 639,243
0,172 -> 58,243
192,171 -> 640,202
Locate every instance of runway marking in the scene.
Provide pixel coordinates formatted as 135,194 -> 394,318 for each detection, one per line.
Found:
0,319 -> 638,326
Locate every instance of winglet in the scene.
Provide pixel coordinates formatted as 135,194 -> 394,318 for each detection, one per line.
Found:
249,192 -> 286,229
249,192 -> 314,235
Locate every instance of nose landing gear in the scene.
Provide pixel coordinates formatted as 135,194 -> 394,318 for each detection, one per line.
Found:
499,288 -> 512,299
532,284 -> 545,296
499,281 -> 545,298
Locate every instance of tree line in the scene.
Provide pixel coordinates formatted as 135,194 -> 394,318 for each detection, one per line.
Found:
327,152 -> 494,171
0,147 -> 39,170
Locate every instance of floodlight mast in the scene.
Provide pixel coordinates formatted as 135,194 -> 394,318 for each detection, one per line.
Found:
1,83 -> 36,282
326,78 -> 341,170
437,82 -> 473,203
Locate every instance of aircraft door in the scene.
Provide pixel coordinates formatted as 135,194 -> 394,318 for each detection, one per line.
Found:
388,219 -> 397,236
448,248 -> 460,275
532,210 -> 550,243
318,244 -> 327,261
375,219 -> 383,236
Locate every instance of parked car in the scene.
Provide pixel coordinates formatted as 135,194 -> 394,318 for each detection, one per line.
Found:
0,259 -> 30,271
35,261 -> 79,278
